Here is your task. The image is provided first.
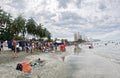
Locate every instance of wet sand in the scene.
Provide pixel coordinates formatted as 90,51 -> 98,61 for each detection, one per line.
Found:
65,45 -> 120,78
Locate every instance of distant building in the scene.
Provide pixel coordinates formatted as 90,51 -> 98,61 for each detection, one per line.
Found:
74,32 -> 82,41
74,33 -> 77,41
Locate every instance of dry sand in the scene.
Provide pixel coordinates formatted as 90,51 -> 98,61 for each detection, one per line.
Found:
0,47 -> 72,78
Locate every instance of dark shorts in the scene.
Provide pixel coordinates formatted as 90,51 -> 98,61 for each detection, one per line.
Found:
12,46 -> 16,52
1,45 -> 3,48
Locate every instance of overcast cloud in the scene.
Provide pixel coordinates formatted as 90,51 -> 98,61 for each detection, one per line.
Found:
0,0 -> 120,41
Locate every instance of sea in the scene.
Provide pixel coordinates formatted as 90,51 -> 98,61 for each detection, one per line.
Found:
92,40 -> 120,64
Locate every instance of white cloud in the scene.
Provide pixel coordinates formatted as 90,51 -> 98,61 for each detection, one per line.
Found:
0,0 -> 120,41
87,30 -> 120,40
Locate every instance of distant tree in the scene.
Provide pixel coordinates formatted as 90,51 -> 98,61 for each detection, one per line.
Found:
26,18 -> 36,35
0,10 -> 7,24
0,7 -> 13,40
0,7 -> 51,41
43,28 -> 51,41
3,24 -> 14,40
12,15 -> 26,36
77,39 -> 85,43
35,24 -> 43,38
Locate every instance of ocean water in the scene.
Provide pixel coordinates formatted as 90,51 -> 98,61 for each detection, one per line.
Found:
65,41 -> 120,78
92,41 -> 120,64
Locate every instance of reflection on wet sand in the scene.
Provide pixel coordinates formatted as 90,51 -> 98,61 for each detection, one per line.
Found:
74,46 -> 81,55
61,56 -> 65,61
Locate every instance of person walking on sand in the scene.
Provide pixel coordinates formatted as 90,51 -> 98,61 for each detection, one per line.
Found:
12,38 -> 17,57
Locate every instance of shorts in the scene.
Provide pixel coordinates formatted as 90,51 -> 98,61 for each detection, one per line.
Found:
12,46 -> 16,52
1,45 -> 3,48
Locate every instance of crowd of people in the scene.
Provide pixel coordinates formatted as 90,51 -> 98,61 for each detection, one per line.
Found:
0,38 -> 68,57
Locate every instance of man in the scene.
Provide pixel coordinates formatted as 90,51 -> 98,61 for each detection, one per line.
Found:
12,38 -> 17,57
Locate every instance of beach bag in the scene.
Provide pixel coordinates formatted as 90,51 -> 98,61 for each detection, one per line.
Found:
16,63 -> 23,71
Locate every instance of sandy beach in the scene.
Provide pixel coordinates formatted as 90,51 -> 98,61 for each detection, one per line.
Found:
1,44 -> 120,78
0,46 -> 72,78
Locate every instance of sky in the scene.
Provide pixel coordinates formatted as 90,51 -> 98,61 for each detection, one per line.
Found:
0,0 -> 120,41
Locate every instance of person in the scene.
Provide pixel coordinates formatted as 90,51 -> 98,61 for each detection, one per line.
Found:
89,43 -> 94,49
60,43 -> 66,52
30,41 -> 35,53
12,38 -> 17,57
0,41 -> 3,52
54,44 -> 57,52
